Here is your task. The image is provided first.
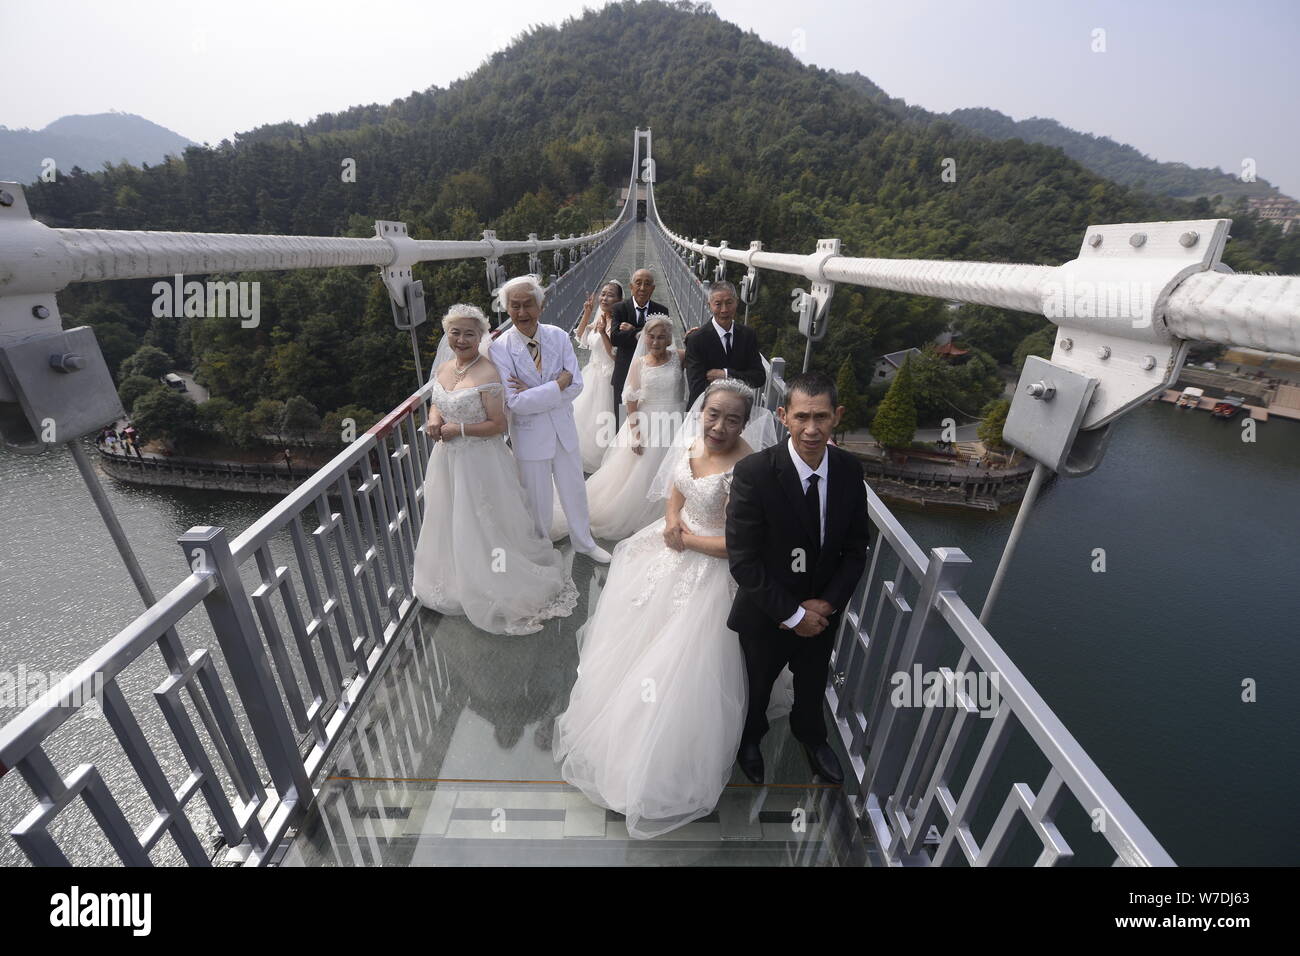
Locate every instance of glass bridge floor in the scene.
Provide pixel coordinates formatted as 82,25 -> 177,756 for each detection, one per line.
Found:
280,546 -> 875,866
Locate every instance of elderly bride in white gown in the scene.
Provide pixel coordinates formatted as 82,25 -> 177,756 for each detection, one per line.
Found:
553,379 -> 781,838
552,315 -> 686,543
411,304 -> 577,635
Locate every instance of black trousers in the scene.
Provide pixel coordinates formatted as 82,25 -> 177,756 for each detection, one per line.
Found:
739,617 -> 837,748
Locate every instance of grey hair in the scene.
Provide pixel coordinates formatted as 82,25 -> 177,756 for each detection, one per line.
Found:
644,315 -> 673,338
494,274 -> 547,311
630,268 -> 658,286
701,378 -> 756,424
708,279 -> 737,299
441,303 -> 490,335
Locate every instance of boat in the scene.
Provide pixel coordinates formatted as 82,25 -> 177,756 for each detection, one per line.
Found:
1211,395 -> 1246,419
1176,386 -> 1204,409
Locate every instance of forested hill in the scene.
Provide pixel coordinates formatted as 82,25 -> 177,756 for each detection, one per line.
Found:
830,71 -> 1283,204
23,0 -> 1298,450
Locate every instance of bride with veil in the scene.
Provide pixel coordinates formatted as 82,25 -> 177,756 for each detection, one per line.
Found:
413,305 -> 576,635
552,379 -> 782,838
552,314 -> 687,543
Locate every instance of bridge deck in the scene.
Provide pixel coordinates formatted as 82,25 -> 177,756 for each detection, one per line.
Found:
281,224 -> 875,866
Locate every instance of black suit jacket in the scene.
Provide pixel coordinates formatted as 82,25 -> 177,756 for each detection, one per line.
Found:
609,297 -> 670,401
685,321 -> 766,408
725,442 -> 872,634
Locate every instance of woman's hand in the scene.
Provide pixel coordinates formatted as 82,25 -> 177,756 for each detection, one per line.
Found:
425,420 -> 442,439
663,517 -> 685,552
439,422 -> 461,441
582,292 -> 595,317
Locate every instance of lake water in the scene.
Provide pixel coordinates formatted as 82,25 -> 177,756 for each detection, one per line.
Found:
1,401 -> 1296,865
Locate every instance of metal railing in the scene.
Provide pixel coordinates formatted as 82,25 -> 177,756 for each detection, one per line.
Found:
652,174 -> 1176,864
0,383 -> 436,865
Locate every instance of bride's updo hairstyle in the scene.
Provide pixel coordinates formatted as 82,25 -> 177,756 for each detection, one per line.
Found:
442,303 -> 490,335
643,315 -> 674,340
701,378 -> 756,425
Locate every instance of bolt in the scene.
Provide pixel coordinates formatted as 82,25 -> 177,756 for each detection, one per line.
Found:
1097,346 -> 1112,360
32,305 -> 50,319
49,353 -> 86,373
1088,234 -> 1103,248
1026,381 -> 1056,400
1141,355 -> 1157,370
833,672 -> 846,688
0,190 -> 14,207
1059,337 -> 1073,351
1129,233 -> 1147,248
1179,231 -> 1199,248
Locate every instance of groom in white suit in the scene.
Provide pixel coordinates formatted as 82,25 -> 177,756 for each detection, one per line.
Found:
489,275 -> 612,564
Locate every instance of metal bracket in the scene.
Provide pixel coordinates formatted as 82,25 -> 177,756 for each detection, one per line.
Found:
791,238 -> 840,341
1003,356 -> 1102,475
739,241 -> 762,305
374,220 -> 427,331
1043,219 -> 1229,430
527,233 -> 541,276
552,234 -> 565,275
0,326 -> 124,452
714,241 -> 728,282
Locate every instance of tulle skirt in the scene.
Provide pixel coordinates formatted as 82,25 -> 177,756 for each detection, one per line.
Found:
413,434 -> 577,635
552,515 -> 746,838
571,344 -> 616,473
582,400 -> 686,541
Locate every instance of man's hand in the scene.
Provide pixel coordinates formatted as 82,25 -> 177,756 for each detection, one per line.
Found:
706,368 -> 727,382
556,370 -> 573,390
792,611 -> 829,637
619,322 -> 634,332
508,375 -> 529,393
803,599 -> 835,619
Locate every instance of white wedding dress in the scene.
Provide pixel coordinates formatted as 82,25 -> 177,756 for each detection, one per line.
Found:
570,317 -> 617,473
412,381 -> 578,635
552,448 -> 747,838
576,351 -> 687,541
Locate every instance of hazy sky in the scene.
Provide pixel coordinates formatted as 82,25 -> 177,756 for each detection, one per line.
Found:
4,0 -> 1297,194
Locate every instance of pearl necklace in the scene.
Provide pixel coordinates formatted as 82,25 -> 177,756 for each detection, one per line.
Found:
452,354 -> 481,378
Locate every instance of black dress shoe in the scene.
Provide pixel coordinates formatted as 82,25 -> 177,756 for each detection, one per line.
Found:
802,741 -> 844,785
737,742 -> 765,785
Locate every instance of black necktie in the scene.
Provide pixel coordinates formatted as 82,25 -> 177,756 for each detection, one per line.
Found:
636,306 -> 646,326
723,330 -> 732,364
804,473 -> 821,554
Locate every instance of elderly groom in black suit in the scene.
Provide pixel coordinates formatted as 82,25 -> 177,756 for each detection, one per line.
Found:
725,371 -> 872,786
608,268 -> 670,425
684,280 -> 766,408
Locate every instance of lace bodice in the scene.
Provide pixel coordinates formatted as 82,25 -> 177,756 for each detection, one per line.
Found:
625,352 -> 685,407
673,450 -> 733,536
429,381 -> 504,447
431,380 -> 499,423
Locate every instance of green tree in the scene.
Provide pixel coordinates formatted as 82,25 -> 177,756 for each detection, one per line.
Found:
834,357 -> 862,439
249,399 -> 286,441
131,386 -> 196,446
119,345 -> 172,381
1014,327 -> 1057,371
871,355 -> 917,449
978,398 -> 1010,450
117,374 -> 157,413
280,395 -> 322,442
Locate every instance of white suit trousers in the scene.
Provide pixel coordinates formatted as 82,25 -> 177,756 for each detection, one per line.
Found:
516,445 -> 597,553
